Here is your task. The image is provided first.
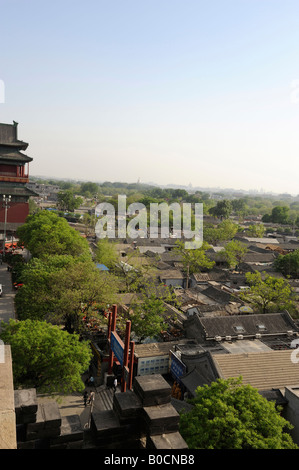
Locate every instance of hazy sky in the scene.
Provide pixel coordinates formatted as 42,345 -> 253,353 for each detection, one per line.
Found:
1,0 -> 299,194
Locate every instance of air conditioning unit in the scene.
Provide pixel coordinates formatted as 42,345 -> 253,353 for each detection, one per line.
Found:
287,330 -> 294,336
225,336 -> 232,341
214,336 -> 222,342
255,333 -> 262,339
237,334 -> 244,340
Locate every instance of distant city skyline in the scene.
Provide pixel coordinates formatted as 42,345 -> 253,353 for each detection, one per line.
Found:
29,173 -> 297,198
1,1 -> 299,195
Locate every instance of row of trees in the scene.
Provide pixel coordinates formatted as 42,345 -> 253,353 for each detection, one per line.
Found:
262,205 -> 299,226
210,199 -> 299,227
0,211 -> 121,394
15,211 -> 119,332
31,176 -> 299,222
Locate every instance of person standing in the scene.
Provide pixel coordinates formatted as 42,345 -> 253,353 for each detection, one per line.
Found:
83,390 -> 88,407
88,391 -> 95,405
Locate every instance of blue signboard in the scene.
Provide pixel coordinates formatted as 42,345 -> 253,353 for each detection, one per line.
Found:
170,352 -> 186,382
110,332 -> 124,366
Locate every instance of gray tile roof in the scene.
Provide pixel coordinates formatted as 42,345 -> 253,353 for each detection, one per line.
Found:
0,149 -> 32,163
0,122 -> 28,150
191,311 -> 298,340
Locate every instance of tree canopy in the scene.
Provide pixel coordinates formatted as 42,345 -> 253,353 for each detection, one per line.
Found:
96,238 -> 119,269
174,240 -> 215,287
17,210 -> 90,259
0,319 -> 92,395
125,281 -> 177,341
246,224 -> 265,238
56,190 -> 83,212
240,271 -> 295,314
221,240 -> 248,268
15,256 -> 119,333
262,205 -> 290,224
204,220 -> 239,246
274,249 -> 299,278
209,200 -> 232,220
179,377 -> 297,449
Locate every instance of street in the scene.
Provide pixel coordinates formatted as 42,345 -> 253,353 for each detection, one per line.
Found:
0,261 -> 15,326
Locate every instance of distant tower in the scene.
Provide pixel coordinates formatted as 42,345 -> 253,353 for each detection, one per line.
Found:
0,121 -> 37,236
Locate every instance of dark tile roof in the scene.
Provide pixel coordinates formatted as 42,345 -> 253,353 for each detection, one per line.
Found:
259,389 -> 288,406
201,285 -> 234,304
159,269 -> 185,280
247,245 -> 272,254
243,252 -> 276,263
180,369 -> 209,396
160,252 -> 183,263
192,272 -> 228,282
0,122 -> 28,150
0,149 -> 32,163
191,311 -> 298,340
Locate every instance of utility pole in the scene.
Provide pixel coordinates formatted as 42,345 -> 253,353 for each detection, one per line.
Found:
2,195 -> 11,258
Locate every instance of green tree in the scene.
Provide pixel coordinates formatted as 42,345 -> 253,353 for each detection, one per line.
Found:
79,181 -> 99,196
14,255 -> 76,321
271,206 -> 290,224
0,319 -> 92,395
247,224 -> 265,238
49,260 -> 119,333
56,190 -> 83,212
262,206 -> 290,225
204,220 -> 239,246
82,213 -> 97,236
174,240 -> 215,288
96,238 -> 119,269
15,256 -> 119,332
240,271 -> 295,314
222,240 -> 248,268
203,226 -> 223,246
231,198 -> 248,217
274,249 -> 299,278
126,282 -> 176,341
129,293 -> 168,341
217,219 -> 240,239
17,210 -> 90,259
209,200 -> 232,220
179,377 -> 297,449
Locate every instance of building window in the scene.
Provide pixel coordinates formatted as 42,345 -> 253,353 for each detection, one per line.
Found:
256,323 -> 267,332
233,325 -> 245,333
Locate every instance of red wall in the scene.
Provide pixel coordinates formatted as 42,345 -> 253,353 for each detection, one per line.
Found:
0,202 -> 29,224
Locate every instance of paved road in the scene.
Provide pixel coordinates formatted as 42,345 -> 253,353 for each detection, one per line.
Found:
0,262 -> 15,326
